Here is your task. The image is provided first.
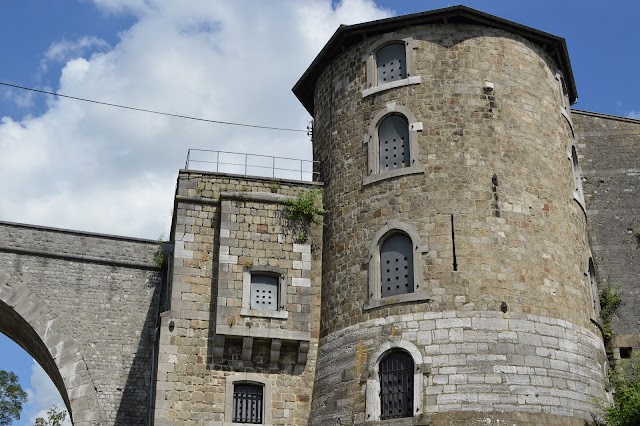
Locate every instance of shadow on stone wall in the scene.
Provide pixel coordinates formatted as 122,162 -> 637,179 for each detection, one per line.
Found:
114,270 -> 163,426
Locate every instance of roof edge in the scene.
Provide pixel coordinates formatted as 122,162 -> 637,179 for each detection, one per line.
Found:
572,109 -> 640,124
293,5 -> 577,116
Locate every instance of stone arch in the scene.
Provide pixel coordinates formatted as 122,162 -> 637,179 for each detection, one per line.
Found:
362,103 -> 425,185
0,270 -> 102,425
364,220 -> 430,309
365,339 -> 424,421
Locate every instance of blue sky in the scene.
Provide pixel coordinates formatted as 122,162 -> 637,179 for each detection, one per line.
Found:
0,1 -> 638,424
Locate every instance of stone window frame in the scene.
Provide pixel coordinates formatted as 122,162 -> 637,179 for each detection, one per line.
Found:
240,266 -> 288,320
225,373 -> 273,425
366,340 -> 425,423
568,143 -> 586,214
556,71 -> 575,136
363,103 -> 425,186
364,220 -> 429,310
362,33 -> 421,98
587,256 -> 600,319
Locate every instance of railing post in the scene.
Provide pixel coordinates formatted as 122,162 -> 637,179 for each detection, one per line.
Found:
185,149 -> 190,169
273,156 -> 275,178
216,151 -> 220,173
245,153 -> 248,176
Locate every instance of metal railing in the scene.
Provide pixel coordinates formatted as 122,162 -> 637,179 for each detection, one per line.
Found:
184,149 -> 320,182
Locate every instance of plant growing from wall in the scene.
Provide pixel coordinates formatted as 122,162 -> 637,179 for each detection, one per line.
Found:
153,235 -> 167,268
598,352 -> 640,426
633,227 -> 640,246
283,190 -> 324,243
600,281 -> 623,340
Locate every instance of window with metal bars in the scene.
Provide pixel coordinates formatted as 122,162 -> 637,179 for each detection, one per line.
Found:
250,274 -> 278,311
378,114 -> 410,173
380,233 -> 414,298
233,383 -> 263,424
376,43 -> 407,85
379,350 -> 414,420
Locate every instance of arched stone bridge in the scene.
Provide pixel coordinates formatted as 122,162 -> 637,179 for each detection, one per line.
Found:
0,221 -> 162,425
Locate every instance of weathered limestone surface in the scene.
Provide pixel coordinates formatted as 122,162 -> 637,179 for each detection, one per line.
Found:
574,111 -> 640,366
0,221 -> 161,425
309,22 -> 606,424
154,172 -> 322,425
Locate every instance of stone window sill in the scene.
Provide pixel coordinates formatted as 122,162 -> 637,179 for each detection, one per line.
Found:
362,76 -> 422,98
240,307 -> 288,320
364,291 -> 430,311
364,415 -> 430,425
363,164 -> 425,186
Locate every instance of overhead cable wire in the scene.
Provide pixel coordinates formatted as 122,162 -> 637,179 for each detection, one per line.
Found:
0,81 -> 308,133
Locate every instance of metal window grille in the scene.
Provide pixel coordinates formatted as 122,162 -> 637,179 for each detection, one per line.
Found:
233,383 -> 263,424
379,351 -> 414,420
380,234 -> 414,298
379,115 -> 410,173
250,275 -> 278,311
376,43 -> 407,85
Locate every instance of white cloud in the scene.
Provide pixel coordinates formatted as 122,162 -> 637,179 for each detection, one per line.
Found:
20,361 -> 71,426
627,110 -> 640,120
0,0 -> 392,239
41,36 -> 110,72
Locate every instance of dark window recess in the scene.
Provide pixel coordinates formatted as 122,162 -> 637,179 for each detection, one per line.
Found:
233,383 -> 263,424
379,115 -> 410,173
572,146 -> 580,193
380,234 -> 414,297
379,351 -> 414,420
250,275 -> 278,311
588,258 -> 598,313
620,347 -> 633,359
376,43 -> 407,85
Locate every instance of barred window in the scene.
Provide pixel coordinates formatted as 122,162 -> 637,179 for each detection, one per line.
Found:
380,233 -> 414,297
378,115 -> 410,173
376,43 -> 406,85
379,351 -> 414,420
250,274 -> 278,311
233,383 -> 263,424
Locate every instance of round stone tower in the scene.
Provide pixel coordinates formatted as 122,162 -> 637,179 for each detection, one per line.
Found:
293,6 -> 608,425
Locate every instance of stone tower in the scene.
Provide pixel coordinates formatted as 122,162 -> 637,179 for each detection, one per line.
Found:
293,6 -> 608,425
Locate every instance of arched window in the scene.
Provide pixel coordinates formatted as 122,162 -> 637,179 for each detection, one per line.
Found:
376,43 -> 406,85
365,221 -> 429,310
571,145 -> 586,208
589,258 -> 600,317
379,350 -> 414,420
378,115 -> 410,174
225,374 -> 272,425
363,104 -> 424,186
380,233 -> 414,297
362,34 -> 420,97
233,383 -> 264,424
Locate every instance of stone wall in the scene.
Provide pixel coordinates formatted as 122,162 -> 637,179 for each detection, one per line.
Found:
309,22 -> 604,424
154,171 -> 322,425
573,110 -> 640,356
311,311 -> 607,425
0,221 -> 161,425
